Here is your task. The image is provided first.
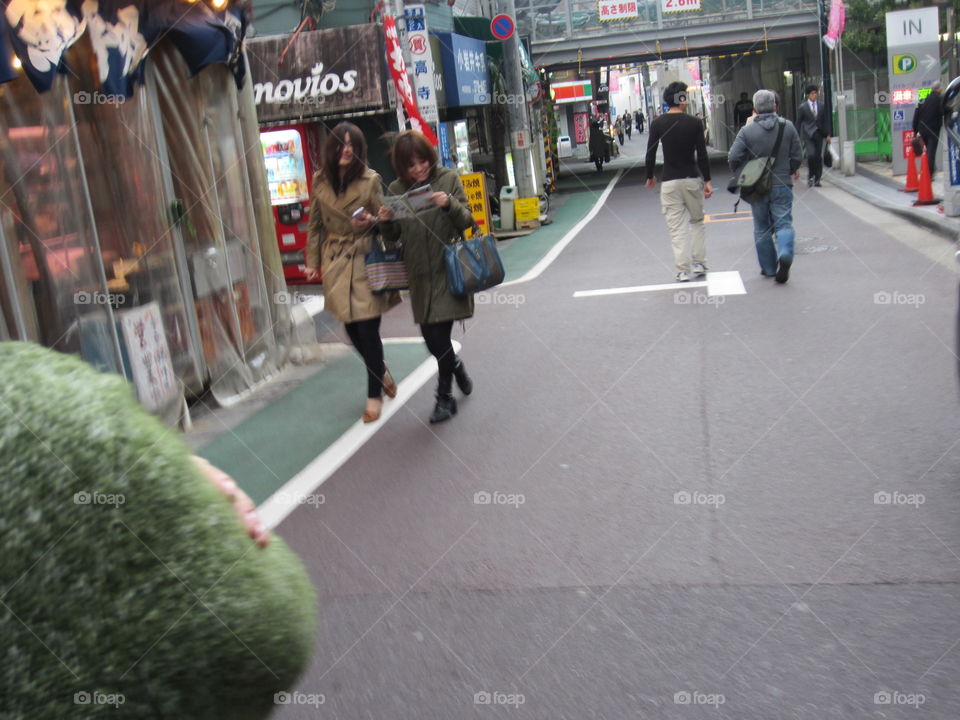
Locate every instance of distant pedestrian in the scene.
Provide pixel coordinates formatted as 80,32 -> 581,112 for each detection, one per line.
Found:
589,118 -> 608,172
625,116 -> 632,140
616,116 -> 625,145
636,110 -> 645,133
645,81 -> 713,282
796,85 -> 830,187
379,131 -> 475,424
912,81 -> 943,174
733,92 -> 754,129
306,122 -> 400,424
729,89 -> 803,284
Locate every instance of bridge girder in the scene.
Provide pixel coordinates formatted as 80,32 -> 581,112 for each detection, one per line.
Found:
530,12 -> 819,69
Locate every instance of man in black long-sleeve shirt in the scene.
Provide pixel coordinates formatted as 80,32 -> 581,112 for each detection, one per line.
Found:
645,81 -> 713,282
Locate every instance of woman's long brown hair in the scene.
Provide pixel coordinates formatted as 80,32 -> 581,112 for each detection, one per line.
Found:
323,122 -> 367,194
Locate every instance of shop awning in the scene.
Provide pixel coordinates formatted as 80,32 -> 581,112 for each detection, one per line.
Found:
0,0 -> 246,95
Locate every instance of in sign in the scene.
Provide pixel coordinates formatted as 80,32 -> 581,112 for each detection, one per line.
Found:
490,13 -> 515,40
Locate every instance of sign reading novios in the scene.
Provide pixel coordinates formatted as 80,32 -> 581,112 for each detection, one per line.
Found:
253,63 -> 359,104
246,25 -> 389,122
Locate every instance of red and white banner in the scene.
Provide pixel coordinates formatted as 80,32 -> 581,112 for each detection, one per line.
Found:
822,0 -> 846,50
384,16 -> 438,145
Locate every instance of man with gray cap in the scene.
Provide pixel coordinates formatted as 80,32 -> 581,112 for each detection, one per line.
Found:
729,89 -> 804,283
912,81 -> 943,174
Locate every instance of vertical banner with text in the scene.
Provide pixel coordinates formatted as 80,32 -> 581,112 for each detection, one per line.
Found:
403,4 -> 439,125
384,16 -> 438,145
459,173 -> 491,237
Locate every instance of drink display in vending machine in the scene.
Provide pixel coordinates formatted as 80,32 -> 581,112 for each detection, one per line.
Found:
260,127 -> 314,283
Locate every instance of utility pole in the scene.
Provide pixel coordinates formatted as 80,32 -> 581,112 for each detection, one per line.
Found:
818,0 -> 833,134
949,7 -> 959,80
500,0 -> 537,197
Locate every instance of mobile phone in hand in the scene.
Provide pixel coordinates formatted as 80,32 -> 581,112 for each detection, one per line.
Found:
352,207 -> 366,220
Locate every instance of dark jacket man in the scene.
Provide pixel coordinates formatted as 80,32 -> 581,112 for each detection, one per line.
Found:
913,82 -> 943,173
795,85 -> 830,186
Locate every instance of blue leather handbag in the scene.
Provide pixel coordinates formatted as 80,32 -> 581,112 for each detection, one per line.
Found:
443,232 -> 505,297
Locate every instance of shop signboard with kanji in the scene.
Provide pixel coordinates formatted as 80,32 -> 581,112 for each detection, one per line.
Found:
574,113 -> 589,144
404,4 -> 439,124
435,33 -> 490,107
118,302 -> 179,413
459,173 -> 491,237
599,0 -> 639,20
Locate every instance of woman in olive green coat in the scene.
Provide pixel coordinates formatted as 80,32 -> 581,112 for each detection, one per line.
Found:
379,131 -> 475,424
306,123 -> 400,423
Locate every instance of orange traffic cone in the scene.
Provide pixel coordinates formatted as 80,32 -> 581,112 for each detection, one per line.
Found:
902,143 -> 919,193
913,148 -> 939,206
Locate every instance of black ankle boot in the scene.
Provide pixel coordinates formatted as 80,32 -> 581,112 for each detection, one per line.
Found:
429,393 -> 457,424
453,357 -> 472,395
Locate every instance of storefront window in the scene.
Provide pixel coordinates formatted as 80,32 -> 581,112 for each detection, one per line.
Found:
151,41 -> 279,404
66,36 -> 202,401
0,73 -> 121,374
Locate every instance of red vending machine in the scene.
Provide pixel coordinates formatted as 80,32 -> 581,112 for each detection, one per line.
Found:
260,125 -> 316,283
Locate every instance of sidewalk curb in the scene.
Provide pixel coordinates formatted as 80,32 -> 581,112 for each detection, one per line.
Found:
825,171 -> 959,242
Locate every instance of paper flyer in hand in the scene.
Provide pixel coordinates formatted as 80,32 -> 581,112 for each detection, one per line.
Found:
384,185 -> 434,219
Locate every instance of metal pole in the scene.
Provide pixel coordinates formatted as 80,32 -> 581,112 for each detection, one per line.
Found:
949,7 -> 959,80
818,0 -> 833,134
836,40 -> 853,175
501,0 -> 537,197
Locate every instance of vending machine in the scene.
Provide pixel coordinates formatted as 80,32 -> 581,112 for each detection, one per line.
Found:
260,125 -> 316,283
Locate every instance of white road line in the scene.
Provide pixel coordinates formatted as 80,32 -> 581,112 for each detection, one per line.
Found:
574,281 -> 707,298
705,270 -> 747,296
501,168 -> 626,287
301,294 -> 325,316
573,271 -> 746,299
258,339 -> 458,529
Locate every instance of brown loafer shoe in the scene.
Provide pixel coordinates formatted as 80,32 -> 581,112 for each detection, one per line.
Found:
382,368 -> 397,399
362,398 -> 383,423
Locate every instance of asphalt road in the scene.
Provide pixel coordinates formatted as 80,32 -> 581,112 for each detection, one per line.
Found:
272,150 -> 960,719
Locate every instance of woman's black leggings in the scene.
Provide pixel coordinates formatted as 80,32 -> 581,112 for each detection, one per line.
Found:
344,317 -> 385,398
420,321 -> 455,395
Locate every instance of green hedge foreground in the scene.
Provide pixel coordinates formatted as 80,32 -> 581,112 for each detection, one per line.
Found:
0,343 -> 316,719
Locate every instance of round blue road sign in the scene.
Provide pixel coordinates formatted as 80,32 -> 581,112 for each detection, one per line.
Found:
490,13 -> 515,41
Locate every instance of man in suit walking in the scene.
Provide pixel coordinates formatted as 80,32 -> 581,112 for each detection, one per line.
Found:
796,85 -> 831,187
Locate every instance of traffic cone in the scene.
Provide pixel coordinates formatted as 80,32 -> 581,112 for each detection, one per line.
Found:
902,143 -> 919,193
913,147 -> 939,206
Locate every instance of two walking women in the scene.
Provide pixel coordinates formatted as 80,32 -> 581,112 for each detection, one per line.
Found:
305,124 -> 475,425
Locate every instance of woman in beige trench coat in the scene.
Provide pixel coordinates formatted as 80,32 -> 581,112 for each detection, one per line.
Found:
305,123 -> 400,423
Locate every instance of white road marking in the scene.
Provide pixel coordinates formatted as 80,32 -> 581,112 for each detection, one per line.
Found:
258,339 -> 457,529
301,294 -> 325,316
573,271 -> 746,299
501,168 -> 626,287
705,270 -> 747,296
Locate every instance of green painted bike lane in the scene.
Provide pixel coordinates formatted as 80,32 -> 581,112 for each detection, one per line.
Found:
195,345 -> 429,505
